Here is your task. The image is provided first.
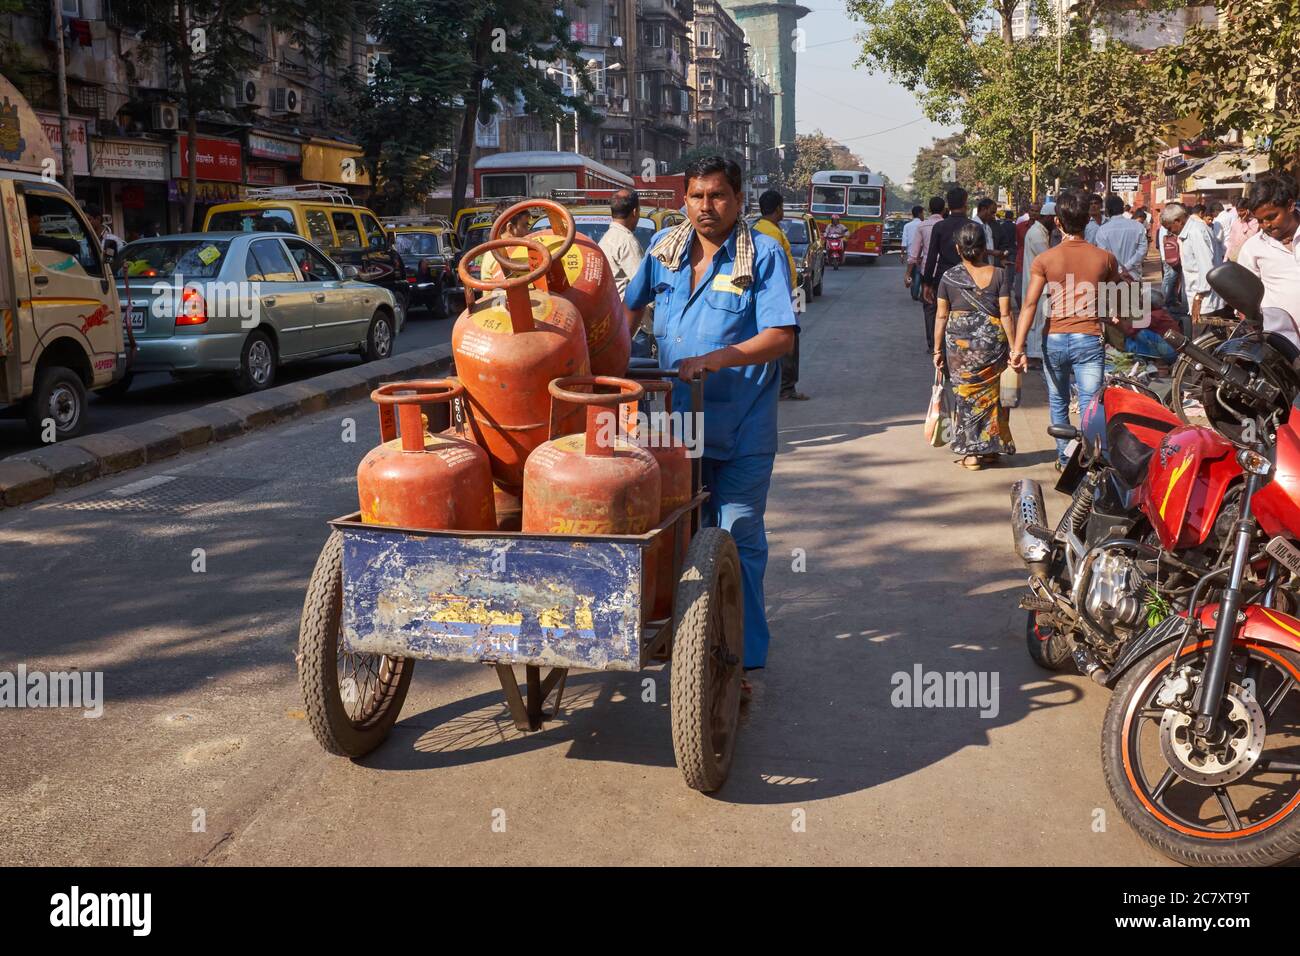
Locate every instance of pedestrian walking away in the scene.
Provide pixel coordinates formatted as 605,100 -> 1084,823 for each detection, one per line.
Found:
1020,200 -> 1054,362
752,189 -> 808,401
901,205 -> 924,299
1011,189 -> 1124,469
933,222 -> 1016,470
624,155 -> 798,696
1095,194 -> 1148,280
907,195 -> 946,352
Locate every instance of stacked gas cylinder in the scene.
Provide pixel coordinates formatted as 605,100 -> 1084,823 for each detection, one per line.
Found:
354,200 -> 691,617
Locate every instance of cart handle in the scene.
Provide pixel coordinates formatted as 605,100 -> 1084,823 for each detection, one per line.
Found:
371,378 -> 469,450
456,238 -> 551,333
488,198 -> 576,291
547,375 -> 645,458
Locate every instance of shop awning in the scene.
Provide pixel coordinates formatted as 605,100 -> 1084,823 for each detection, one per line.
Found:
1184,150 -> 1269,191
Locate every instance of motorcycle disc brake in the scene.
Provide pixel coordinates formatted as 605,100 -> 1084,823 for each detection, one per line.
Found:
1158,682 -> 1266,786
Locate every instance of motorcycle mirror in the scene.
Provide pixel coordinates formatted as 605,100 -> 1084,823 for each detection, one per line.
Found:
1046,424 -> 1080,441
1208,261 -> 1264,321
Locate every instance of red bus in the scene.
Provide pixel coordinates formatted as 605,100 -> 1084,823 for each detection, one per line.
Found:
473,150 -> 633,200
808,170 -> 886,261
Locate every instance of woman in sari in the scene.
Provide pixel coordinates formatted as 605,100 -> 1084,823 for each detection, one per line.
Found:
933,222 -> 1016,470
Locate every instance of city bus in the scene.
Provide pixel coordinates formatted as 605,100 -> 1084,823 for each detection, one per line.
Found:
808,170 -> 886,262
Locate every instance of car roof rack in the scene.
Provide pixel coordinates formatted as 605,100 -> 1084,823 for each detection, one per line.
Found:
244,183 -> 357,204
550,187 -> 678,207
381,215 -> 453,230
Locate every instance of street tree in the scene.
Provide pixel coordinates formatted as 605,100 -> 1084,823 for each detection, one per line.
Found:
1162,0 -> 1300,173
340,0 -> 464,214
445,0 -> 594,216
774,131 -> 835,201
119,0 -> 359,229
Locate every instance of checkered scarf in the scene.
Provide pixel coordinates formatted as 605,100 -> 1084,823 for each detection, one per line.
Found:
648,218 -> 756,289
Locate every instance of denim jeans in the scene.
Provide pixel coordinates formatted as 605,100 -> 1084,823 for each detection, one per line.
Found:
910,269 -> 922,301
1162,265 -> 1190,334
1042,333 -> 1104,464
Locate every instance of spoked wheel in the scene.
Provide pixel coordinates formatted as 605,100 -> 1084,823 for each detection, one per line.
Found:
1025,609 -> 1074,672
1169,329 -> 1228,424
1102,640 -> 1300,866
298,531 -> 413,757
670,528 -> 745,793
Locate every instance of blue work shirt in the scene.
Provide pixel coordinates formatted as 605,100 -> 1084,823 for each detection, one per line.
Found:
624,224 -> 798,460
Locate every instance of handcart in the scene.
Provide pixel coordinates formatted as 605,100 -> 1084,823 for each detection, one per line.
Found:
297,370 -> 745,792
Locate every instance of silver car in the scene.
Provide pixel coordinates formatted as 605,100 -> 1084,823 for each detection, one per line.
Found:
114,232 -> 400,393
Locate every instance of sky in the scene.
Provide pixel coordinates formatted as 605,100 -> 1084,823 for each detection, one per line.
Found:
792,3 -> 958,184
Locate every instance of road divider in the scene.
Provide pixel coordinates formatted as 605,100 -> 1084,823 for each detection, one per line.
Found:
0,345 -> 454,509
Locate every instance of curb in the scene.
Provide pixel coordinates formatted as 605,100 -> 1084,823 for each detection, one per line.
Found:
0,344 -> 454,510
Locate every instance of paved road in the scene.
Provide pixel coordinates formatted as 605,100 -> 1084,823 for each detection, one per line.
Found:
0,307 -> 454,458
0,258 -> 1163,865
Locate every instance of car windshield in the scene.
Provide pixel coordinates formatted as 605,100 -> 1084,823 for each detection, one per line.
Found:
780,219 -> 809,244
394,232 -> 441,257
119,239 -> 230,279
207,208 -> 296,233
464,224 -> 492,250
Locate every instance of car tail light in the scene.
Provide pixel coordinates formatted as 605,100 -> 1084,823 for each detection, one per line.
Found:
176,286 -> 207,325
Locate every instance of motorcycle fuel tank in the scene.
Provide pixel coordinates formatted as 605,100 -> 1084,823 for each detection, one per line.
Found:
1140,425 -> 1238,551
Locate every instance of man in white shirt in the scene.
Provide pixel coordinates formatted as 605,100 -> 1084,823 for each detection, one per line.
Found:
598,188 -> 644,300
905,196 -> 945,352
1214,200 -> 1238,241
900,205 -> 923,299
1237,175 -> 1300,344
1162,201 -> 1228,325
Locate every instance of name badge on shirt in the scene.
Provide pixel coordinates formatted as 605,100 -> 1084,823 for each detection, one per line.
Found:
711,273 -> 743,295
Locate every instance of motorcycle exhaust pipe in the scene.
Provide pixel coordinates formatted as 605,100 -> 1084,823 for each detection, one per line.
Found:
1072,645 -> 1110,686
1010,479 -> 1051,577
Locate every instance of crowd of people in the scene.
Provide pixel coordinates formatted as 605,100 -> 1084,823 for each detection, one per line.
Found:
911,174 -> 1300,472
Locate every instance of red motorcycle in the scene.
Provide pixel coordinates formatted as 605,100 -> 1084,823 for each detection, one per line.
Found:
825,235 -> 845,270
1097,265 -> 1300,865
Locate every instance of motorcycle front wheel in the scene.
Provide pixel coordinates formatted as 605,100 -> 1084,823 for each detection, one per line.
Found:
1101,639 -> 1300,866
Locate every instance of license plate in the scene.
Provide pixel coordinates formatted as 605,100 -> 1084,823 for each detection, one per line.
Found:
1266,536 -> 1300,578
129,307 -> 147,330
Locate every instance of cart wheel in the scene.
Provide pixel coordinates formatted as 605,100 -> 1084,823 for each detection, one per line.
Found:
298,531 -> 413,758
670,528 -> 745,793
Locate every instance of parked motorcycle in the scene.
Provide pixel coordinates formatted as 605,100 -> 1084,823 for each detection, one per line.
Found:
826,235 -> 845,270
1011,377 -> 1200,674
1099,284 -> 1300,864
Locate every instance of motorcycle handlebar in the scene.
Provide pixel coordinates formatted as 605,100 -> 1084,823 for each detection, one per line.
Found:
1161,328 -> 1281,407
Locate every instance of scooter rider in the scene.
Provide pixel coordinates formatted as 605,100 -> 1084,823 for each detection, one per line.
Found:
824,214 -> 849,242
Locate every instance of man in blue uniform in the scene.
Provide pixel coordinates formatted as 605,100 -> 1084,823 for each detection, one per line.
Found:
625,156 -> 798,699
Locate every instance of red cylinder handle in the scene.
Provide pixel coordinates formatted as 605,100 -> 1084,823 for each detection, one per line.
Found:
548,375 -> 645,458
488,198 -> 576,292
371,379 -> 465,451
457,238 -> 552,334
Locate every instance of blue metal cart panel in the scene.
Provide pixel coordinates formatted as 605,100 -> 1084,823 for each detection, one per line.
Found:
339,523 -> 646,671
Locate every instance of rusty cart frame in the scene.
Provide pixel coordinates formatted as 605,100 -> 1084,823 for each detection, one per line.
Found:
297,369 -> 746,792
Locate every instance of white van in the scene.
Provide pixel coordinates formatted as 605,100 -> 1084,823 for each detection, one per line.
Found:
0,73 -> 126,440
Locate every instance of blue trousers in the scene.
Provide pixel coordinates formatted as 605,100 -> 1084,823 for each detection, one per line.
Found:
701,453 -> 774,669
1042,333 -> 1104,466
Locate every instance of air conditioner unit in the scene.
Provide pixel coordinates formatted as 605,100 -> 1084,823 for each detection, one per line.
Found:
592,91 -> 608,106
151,102 -> 179,131
270,87 -> 301,114
234,79 -> 259,107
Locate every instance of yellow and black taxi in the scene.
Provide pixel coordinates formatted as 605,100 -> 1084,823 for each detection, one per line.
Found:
382,216 -> 462,318
203,184 -> 409,323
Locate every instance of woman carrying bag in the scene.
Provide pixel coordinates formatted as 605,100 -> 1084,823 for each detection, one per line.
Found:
932,222 -> 1017,470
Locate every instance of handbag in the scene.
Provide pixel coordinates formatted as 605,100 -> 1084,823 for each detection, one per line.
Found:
924,369 -> 951,448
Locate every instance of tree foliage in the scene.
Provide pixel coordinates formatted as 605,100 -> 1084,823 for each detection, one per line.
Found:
1161,0 -> 1300,171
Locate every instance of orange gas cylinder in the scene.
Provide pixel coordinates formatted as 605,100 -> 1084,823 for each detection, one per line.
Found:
485,199 -> 631,378
523,376 -> 661,542
638,380 -> 693,620
357,380 -> 497,530
453,238 -> 589,494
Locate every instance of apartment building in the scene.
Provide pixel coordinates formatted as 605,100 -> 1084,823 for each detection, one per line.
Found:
0,1 -> 373,234
690,1 -> 753,165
